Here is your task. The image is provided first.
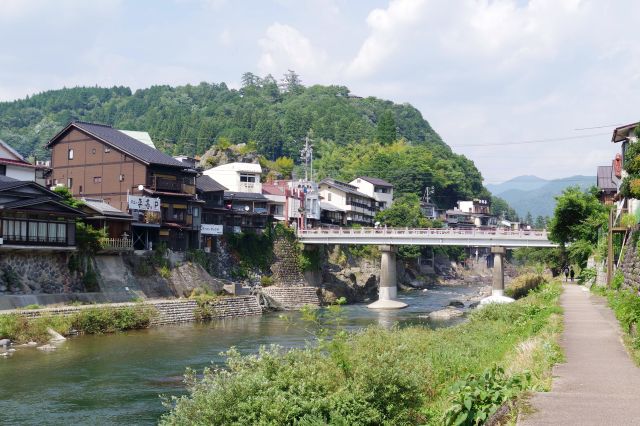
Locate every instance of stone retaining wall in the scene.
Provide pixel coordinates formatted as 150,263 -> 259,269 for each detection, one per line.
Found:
0,252 -> 82,295
0,296 -> 263,325
620,232 -> 640,291
261,286 -> 320,309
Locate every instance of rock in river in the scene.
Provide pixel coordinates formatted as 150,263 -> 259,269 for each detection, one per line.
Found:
448,300 -> 465,308
0,339 -> 10,347
426,307 -> 464,320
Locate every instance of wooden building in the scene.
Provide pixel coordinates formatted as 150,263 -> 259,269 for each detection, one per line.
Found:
46,121 -> 201,251
0,176 -> 84,251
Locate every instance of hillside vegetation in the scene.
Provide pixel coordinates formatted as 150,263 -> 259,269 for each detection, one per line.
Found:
0,71 -> 489,207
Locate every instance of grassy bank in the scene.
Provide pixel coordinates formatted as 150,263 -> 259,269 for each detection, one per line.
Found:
592,286 -> 640,365
160,282 -> 563,425
0,304 -> 157,344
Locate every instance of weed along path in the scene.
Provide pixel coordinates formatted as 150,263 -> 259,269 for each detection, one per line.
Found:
520,284 -> 640,425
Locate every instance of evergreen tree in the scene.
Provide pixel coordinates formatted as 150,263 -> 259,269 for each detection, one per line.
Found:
376,110 -> 397,145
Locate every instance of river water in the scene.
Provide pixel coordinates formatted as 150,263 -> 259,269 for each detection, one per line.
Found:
0,285 -> 480,425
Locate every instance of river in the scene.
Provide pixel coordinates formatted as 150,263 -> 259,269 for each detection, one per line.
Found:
0,285 -> 481,425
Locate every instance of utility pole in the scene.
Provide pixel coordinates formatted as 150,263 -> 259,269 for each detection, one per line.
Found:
299,136 -> 314,182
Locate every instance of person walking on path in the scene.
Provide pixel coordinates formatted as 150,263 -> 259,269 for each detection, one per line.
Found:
519,284 -> 640,425
570,267 -> 575,282
564,266 -> 569,282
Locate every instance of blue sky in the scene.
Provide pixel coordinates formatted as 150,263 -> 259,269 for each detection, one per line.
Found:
0,0 -> 637,184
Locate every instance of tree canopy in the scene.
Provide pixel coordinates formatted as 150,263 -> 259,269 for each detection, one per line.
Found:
0,72 -> 496,209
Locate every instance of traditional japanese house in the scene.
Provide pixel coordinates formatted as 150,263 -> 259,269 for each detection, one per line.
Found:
0,176 -> 84,251
46,121 -> 201,251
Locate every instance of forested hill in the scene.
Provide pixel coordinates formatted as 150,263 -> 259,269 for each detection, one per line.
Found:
0,72 -> 489,207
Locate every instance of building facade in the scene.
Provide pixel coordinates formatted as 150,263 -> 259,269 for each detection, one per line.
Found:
349,176 -> 394,211
0,139 -> 36,181
0,176 -> 84,251
319,178 -> 376,226
46,121 -> 201,251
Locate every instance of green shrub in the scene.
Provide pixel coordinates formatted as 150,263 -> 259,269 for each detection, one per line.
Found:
443,366 -> 530,425
1,267 -> 21,292
160,282 -> 563,425
159,265 -> 171,279
612,270 -> 624,290
23,304 -> 41,310
260,275 -> 274,287
71,305 -> 156,335
578,267 -> 597,285
505,273 -> 546,299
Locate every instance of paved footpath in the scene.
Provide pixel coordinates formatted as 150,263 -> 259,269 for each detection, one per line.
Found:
520,284 -> 640,425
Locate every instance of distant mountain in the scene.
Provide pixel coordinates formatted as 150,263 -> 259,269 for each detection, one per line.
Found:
486,175 -> 548,195
490,175 -> 596,218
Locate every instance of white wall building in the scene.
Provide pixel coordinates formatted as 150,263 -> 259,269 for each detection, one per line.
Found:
203,162 -> 262,194
349,176 -> 394,210
319,178 -> 376,226
0,139 -> 36,181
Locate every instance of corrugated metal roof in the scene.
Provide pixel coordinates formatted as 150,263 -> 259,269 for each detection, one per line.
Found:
597,166 -> 618,191
82,198 -> 131,218
119,130 -> 156,148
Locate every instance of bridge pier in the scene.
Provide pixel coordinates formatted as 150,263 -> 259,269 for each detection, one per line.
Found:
480,246 -> 514,305
368,245 -> 408,310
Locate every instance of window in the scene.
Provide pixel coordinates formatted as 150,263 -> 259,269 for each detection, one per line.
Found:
79,185 -> 83,194
91,148 -> 96,155
104,147 -> 111,153
328,193 -> 332,202
240,174 -> 256,183
93,176 -> 102,183
193,207 -> 199,218
119,174 -> 125,182
68,149 -> 74,160
67,178 -> 72,189
0,165 -> 5,176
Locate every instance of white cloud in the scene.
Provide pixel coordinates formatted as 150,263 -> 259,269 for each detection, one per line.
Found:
257,23 -> 334,81
347,0 -> 427,77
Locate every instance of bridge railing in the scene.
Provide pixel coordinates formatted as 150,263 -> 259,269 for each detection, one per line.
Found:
298,227 -> 548,239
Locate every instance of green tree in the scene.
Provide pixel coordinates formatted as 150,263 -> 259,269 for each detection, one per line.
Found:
375,194 -> 429,228
525,212 -> 533,226
376,110 -> 397,145
53,186 -> 83,208
534,215 -> 546,229
548,186 -> 608,245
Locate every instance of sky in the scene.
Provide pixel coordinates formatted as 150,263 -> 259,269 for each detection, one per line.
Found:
0,0 -> 637,184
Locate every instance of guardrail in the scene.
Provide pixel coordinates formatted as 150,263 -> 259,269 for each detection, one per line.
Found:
297,227 -> 555,248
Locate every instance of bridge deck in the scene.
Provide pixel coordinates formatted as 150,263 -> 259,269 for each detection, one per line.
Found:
298,227 -> 557,248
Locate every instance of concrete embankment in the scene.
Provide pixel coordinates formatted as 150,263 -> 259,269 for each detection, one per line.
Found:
0,296 -> 262,326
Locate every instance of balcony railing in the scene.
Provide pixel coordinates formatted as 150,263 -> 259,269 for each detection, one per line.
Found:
100,238 -> 133,251
147,176 -> 181,192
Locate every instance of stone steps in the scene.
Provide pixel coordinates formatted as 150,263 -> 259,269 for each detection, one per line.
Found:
261,287 -> 320,310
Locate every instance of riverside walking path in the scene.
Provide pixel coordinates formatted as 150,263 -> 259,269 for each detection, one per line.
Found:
520,284 -> 640,425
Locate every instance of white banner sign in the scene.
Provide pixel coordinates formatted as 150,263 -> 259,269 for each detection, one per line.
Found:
128,195 -> 161,212
200,224 -> 223,235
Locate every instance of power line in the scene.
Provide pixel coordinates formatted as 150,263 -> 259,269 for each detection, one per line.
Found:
450,132 -> 610,148
574,123 -> 627,131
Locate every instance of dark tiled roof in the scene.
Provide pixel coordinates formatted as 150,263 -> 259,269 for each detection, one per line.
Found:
0,175 -> 24,191
224,191 -> 268,201
58,122 -> 186,168
358,176 -> 393,188
196,175 -> 227,193
597,166 -> 618,191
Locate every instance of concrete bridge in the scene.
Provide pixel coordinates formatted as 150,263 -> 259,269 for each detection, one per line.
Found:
298,227 -> 558,309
